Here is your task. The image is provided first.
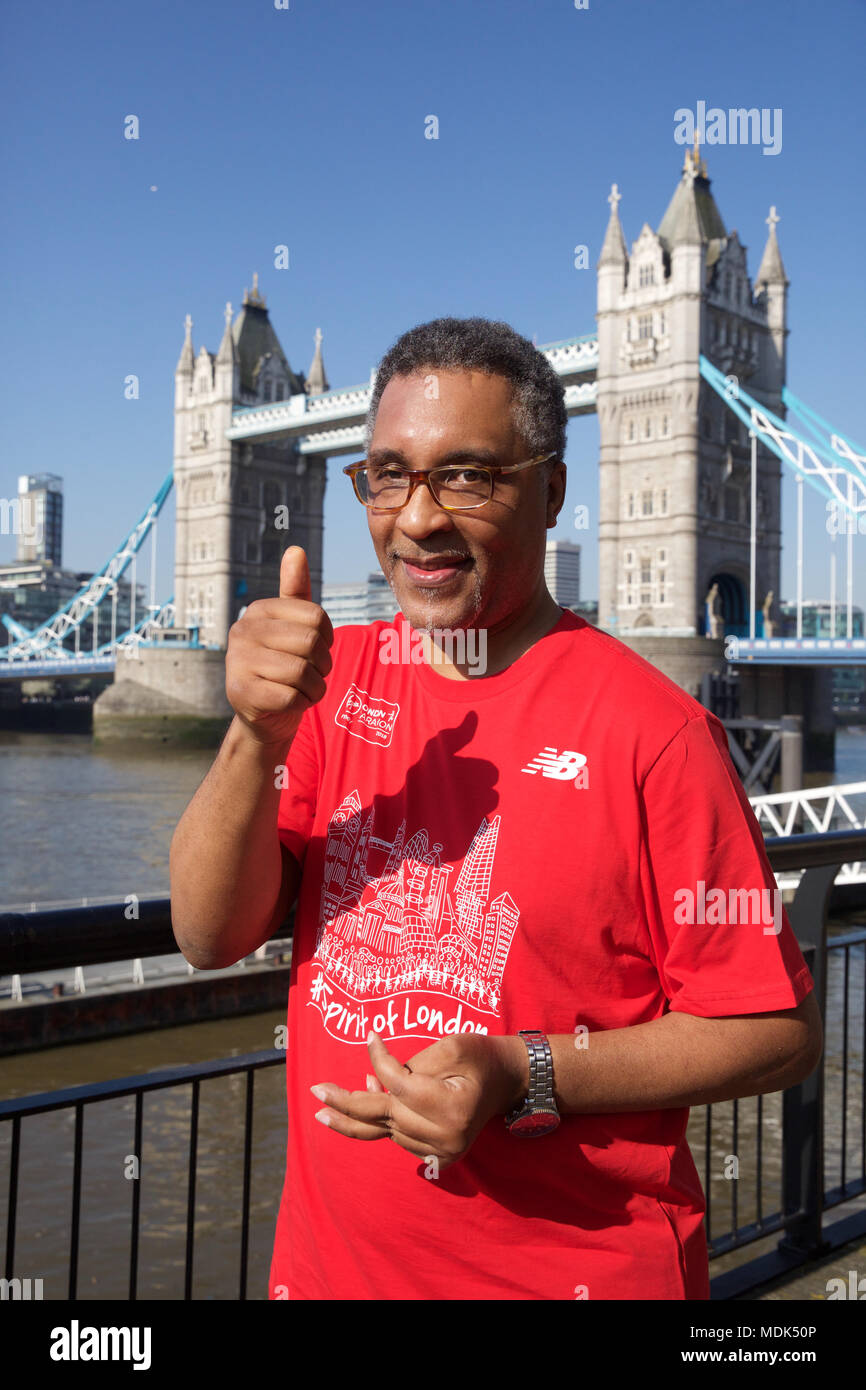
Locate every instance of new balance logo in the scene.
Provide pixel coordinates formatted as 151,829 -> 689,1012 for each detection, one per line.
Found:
521,748 -> 589,787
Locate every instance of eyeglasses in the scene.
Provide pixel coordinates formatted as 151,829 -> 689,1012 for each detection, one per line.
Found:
343,451 -> 557,513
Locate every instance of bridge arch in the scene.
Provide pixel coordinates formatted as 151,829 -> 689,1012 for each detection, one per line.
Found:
704,570 -> 748,637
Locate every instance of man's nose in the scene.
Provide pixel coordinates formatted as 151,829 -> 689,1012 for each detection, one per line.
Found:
397,478 -> 456,535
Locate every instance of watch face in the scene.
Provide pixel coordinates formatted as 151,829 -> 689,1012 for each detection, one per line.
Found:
510,1110 -> 560,1137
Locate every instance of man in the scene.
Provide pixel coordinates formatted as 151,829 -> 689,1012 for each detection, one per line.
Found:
170,316 -> 822,1301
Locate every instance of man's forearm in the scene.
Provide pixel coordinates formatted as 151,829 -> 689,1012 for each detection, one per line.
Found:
169,715 -> 293,968
492,1002 -> 821,1116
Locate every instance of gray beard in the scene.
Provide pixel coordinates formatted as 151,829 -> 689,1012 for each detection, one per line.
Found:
386,559 -> 484,633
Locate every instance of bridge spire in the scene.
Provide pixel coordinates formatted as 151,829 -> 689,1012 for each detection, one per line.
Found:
685,128 -> 707,180
243,272 -> 266,308
216,301 -> 237,364
755,205 -> 788,286
305,326 -> 330,396
175,312 -> 194,376
598,182 -> 627,267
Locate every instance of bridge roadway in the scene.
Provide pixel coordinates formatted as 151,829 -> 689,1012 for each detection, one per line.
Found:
224,333 -> 601,451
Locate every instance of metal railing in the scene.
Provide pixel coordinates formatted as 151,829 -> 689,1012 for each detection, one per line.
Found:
706,829 -> 865,1296
0,1051 -> 284,1301
1,830 -> 864,1300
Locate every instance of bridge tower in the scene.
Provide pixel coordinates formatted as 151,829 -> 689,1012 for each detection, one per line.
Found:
173,276 -> 329,647
596,145 -> 788,638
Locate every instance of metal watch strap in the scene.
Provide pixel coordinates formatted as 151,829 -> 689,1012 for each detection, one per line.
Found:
506,1029 -> 557,1123
520,1029 -> 556,1108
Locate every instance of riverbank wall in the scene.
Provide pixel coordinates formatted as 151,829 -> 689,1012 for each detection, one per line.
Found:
93,647 -> 232,745
0,955 -> 291,1056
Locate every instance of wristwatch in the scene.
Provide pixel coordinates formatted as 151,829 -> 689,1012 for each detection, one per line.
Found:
505,1030 -> 561,1136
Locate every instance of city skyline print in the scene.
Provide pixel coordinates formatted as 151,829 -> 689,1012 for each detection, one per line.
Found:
306,789 -> 521,1044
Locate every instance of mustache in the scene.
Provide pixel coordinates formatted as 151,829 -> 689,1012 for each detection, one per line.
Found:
391,551 -> 472,564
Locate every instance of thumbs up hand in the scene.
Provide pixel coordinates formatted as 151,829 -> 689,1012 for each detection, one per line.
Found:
226,546 -> 335,749
278,543 -> 312,604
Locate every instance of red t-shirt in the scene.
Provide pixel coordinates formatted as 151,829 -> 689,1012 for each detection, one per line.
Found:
268,608 -> 813,1301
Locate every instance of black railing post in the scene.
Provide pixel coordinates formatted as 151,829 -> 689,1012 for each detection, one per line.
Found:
239,1070 -> 255,1301
69,1103 -> 84,1299
777,861 -> 835,1261
129,1091 -> 143,1301
731,1100 -> 739,1236
704,1106 -> 712,1237
184,1079 -> 200,1301
4,1116 -> 20,1280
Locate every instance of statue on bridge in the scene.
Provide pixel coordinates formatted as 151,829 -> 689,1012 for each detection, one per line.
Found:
704,582 -> 724,639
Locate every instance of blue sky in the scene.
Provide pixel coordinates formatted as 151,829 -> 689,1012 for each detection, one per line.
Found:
1,0 -> 864,610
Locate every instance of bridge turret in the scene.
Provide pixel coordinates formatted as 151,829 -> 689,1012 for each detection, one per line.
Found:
231,274 -> 304,403
172,280 -> 327,647
595,142 -> 783,640
754,206 -> 789,398
174,313 -> 194,410
215,300 -> 240,401
305,327 -> 330,396
598,184 -> 627,298
596,182 -> 628,630
660,147 -> 717,299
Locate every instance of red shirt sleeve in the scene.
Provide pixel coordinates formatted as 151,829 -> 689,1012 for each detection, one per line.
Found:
276,708 -> 321,868
639,713 -> 814,1017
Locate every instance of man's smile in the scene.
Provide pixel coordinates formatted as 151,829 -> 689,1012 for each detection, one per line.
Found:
397,555 -> 472,587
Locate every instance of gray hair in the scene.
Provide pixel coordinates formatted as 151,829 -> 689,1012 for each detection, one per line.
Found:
363,316 -> 567,475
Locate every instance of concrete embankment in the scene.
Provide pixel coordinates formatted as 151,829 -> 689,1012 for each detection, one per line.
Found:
93,646 -> 233,745
0,954 -> 292,1056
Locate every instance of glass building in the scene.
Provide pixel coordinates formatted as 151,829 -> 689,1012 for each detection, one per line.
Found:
15,474 -> 63,567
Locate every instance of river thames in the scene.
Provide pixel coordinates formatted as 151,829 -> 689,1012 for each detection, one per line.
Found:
2,726 -> 864,911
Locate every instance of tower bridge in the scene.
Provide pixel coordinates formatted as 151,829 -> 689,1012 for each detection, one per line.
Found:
1,146 -> 863,759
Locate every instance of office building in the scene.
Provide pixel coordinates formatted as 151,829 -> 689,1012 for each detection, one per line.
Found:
544,540 -> 581,608
322,571 -> 398,627
15,474 -> 63,567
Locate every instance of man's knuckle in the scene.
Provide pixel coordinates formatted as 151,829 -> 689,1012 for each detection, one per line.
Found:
279,685 -> 306,712
312,607 -> 333,639
297,625 -> 319,658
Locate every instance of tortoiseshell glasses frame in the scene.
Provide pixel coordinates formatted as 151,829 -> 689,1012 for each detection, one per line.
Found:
342,451 -> 558,513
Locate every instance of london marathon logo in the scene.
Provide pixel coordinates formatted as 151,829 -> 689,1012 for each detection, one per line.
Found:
335,683 -> 401,747
307,791 -> 520,1044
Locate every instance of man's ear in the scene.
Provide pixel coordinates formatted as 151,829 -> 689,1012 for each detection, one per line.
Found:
546,461 -> 567,527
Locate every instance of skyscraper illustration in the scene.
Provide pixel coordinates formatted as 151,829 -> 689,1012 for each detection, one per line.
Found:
312,796 -> 518,1016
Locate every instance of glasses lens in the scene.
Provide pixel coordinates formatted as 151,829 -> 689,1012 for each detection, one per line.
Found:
355,464 -> 493,509
430,466 -> 492,509
358,466 -> 410,507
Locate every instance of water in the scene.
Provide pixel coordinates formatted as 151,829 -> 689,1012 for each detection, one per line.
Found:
2,727 -> 864,910
0,726 -> 864,1298
0,732 -> 213,908
833,724 -> 866,784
